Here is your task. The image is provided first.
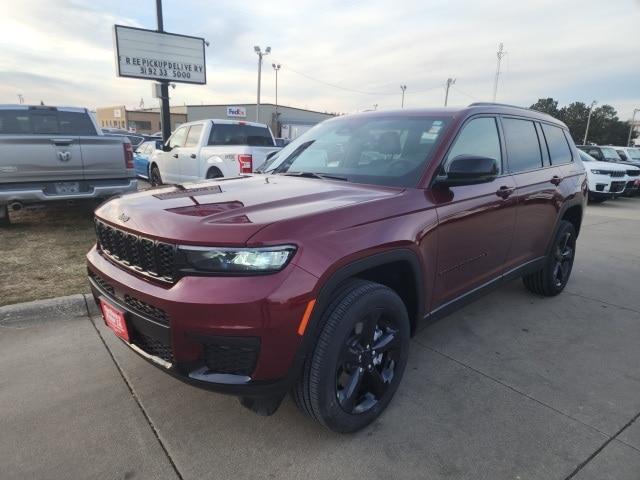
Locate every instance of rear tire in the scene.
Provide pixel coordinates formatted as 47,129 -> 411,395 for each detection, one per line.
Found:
523,220 -> 576,296
0,204 -> 9,227
206,167 -> 223,179
292,279 -> 410,433
150,165 -> 163,186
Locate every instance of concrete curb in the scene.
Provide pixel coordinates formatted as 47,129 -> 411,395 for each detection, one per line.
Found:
0,294 -> 88,326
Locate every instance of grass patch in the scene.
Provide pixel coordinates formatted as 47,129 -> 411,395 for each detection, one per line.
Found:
0,204 -> 97,306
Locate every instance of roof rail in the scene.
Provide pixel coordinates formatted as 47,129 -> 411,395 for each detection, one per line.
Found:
468,102 -> 531,111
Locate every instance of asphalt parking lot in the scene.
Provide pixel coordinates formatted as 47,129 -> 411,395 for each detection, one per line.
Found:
1,198 -> 640,480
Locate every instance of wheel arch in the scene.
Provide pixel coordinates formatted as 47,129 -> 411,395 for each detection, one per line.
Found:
308,249 -> 425,338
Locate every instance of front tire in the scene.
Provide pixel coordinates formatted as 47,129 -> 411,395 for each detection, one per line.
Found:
0,204 -> 9,227
149,165 -> 163,186
293,279 -> 410,433
523,220 -> 576,296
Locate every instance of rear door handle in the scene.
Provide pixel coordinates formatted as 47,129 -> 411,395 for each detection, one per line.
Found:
550,175 -> 563,186
173,153 -> 179,158
190,154 -> 197,159
496,186 -> 515,199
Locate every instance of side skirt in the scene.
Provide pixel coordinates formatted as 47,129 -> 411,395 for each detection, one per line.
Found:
420,256 -> 546,327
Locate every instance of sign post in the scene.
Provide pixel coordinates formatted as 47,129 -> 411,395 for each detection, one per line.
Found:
155,0 -> 171,143
112,0 -> 206,143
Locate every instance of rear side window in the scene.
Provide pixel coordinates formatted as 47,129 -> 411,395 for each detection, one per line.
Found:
208,124 -> 274,147
185,124 -> 203,147
0,109 -> 96,135
541,124 -> 572,165
502,118 -> 543,173
445,117 -> 502,174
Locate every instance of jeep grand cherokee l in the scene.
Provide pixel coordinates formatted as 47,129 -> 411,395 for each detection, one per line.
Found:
87,103 -> 586,433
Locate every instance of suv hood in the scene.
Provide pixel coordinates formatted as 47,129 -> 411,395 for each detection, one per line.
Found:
95,175 -> 402,245
584,160 -> 628,171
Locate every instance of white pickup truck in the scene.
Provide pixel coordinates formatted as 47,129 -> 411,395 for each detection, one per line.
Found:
0,105 -> 137,226
148,119 -> 279,185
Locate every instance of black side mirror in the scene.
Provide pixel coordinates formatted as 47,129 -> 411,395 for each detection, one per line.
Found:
163,144 -> 172,152
439,155 -> 498,187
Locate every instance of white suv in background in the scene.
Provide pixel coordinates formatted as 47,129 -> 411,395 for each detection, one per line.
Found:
578,150 -> 628,202
148,119 -> 279,185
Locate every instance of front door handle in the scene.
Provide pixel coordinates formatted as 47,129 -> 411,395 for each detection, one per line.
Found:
190,154 -> 196,159
496,186 -> 515,199
173,153 -> 179,158
550,175 -> 563,186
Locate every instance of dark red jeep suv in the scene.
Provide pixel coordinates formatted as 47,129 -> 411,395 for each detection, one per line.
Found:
87,103 -> 587,432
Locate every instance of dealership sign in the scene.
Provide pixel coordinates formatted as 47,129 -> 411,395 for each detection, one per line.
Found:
226,106 -> 247,118
113,25 -> 206,84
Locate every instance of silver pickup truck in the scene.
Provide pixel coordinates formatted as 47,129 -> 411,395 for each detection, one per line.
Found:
0,105 -> 137,226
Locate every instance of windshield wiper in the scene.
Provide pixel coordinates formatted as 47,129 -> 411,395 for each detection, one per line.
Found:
282,171 -> 349,181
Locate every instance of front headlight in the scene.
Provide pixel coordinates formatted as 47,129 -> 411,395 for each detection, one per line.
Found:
179,245 -> 296,273
590,169 -> 607,175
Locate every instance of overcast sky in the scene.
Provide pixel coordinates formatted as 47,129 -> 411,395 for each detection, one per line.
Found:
1,0 -> 639,118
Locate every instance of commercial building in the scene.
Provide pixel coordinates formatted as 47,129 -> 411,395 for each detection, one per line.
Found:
179,103 -> 335,139
95,106 -> 187,134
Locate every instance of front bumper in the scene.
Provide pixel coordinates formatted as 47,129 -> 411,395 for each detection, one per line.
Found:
0,178 -> 137,204
87,246 -> 319,397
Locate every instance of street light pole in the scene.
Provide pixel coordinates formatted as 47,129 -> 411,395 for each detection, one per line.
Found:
492,42 -> 506,102
444,78 -> 456,106
156,0 -> 172,143
254,46 -> 271,122
627,108 -> 640,147
400,85 -> 407,108
272,63 -> 281,136
583,100 -> 597,145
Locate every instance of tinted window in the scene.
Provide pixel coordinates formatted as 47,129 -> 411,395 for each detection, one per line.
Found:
542,124 -> 572,165
0,109 -> 96,135
578,150 -> 596,162
584,148 -> 603,160
446,117 -> 501,174
263,115 -> 450,187
503,118 -> 542,173
185,124 -> 203,147
168,126 -> 188,148
58,111 -> 96,135
208,124 -> 275,147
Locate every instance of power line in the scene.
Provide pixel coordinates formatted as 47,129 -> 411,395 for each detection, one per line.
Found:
271,60 -> 442,96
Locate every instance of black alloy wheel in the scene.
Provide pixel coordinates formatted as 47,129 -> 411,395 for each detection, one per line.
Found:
292,279 -> 410,433
336,308 -> 401,414
523,220 -> 577,296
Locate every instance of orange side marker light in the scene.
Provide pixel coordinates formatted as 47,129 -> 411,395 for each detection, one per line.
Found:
297,299 -> 316,336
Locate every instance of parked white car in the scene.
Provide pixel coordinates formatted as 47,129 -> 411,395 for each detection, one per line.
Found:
578,150 -> 628,202
149,119 -> 279,185
612,146 -> 640,168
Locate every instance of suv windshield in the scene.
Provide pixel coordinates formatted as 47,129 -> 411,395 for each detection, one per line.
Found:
600,147 -> 621,161
265,115 -> 450,187
627,148 -> 640,160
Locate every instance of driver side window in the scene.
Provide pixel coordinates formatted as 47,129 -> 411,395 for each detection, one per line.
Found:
445,117 -> 502,174
167,126 -> 188,149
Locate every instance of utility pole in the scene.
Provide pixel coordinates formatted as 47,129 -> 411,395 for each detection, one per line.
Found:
254,46 -> 271,122
444,78 -> 456,106
17,94 -> 24,104
272,63 -> 281,136
492,42 -> 506,102
583,100 -> 597,145
400,85 -> 407,108
156,0 -> 171,143
627,108 -> 640,147
373,104 -> 379,111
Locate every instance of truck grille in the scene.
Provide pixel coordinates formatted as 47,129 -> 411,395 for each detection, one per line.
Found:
95,219 -> 176,283
627,170 -> 639,177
